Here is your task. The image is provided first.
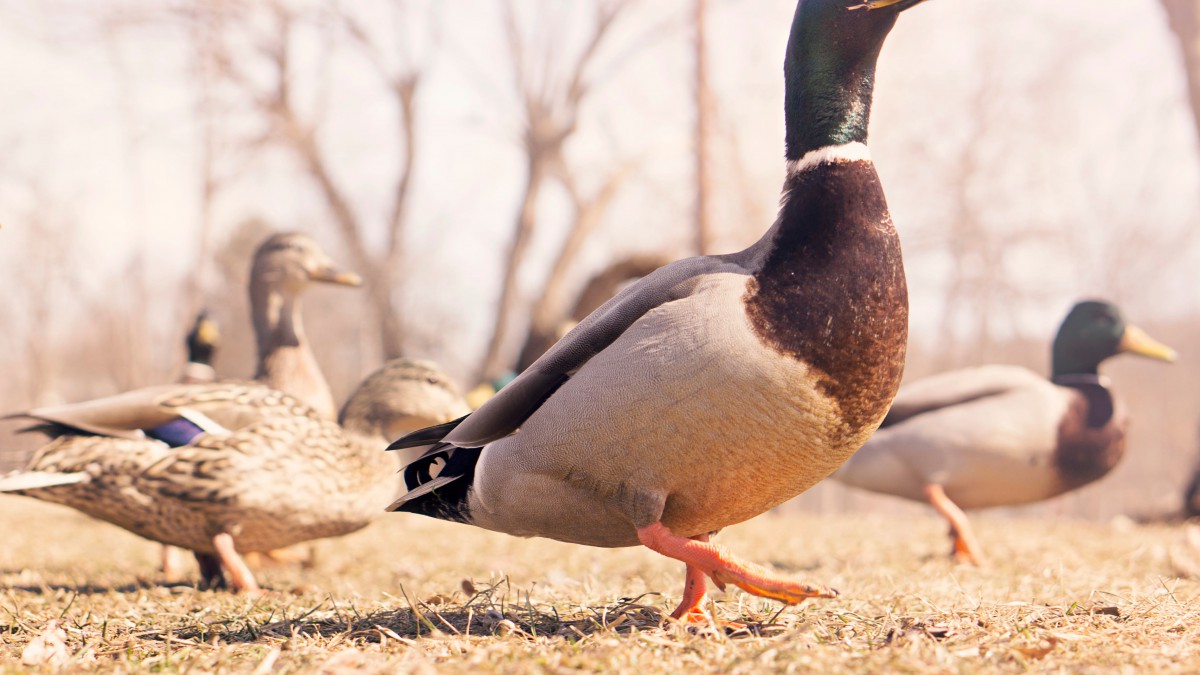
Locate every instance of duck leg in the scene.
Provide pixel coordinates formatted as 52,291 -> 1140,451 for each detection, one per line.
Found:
212,532 -> 262,595
923,483 -> 986,566
195,551 -> 227,590
637,522 -> 838,607
161,545 -> 186,582
244,546 -> 311,569
670,533 -> 712,620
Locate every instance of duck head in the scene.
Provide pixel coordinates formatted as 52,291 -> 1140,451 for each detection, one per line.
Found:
340,358 -> 471,441
1051,300 -> 1177,377
185,310 -> 220,366
784,0 -> 932,160
250,232 -> 362,296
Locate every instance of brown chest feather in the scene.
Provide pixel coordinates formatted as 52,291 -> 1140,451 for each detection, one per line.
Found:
1054,379 -> 1126,491
745,161 -> 908,433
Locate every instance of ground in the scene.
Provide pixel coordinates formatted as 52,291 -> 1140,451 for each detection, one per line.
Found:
3,496 -> 1200,673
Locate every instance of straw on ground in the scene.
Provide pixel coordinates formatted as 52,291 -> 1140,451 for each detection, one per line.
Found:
3,496 -> 1200,673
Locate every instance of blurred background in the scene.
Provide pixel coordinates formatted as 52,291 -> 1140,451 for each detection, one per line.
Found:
0,0 -> 1196,520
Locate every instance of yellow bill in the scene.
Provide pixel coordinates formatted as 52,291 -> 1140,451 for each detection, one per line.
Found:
1119,324 -> 1178,363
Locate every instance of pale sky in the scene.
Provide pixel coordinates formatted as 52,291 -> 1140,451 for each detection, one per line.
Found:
0,0 -> 1196,385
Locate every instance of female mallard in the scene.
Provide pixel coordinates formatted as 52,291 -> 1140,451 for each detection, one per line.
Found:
159,233 -> 361,577
831,300 -> 1176,564
246,232 -> 362,419
0,358 -> 464,594
158,310 -> 223,576
387,0 -> 927,621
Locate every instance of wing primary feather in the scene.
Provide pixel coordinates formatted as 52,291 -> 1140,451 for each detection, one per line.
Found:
387,415 -> 468,451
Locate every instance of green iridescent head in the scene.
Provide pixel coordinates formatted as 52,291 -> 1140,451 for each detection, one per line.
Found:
1051,300 -> 1177,377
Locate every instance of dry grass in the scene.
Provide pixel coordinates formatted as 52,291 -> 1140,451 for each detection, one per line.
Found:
4,495 -> 1200,673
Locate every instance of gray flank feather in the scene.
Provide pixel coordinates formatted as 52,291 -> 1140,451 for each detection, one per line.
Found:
447,255 -> 742,447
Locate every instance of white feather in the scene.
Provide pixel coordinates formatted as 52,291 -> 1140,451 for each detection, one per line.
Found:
786,142 -> 872,176
0,471 -> 90,492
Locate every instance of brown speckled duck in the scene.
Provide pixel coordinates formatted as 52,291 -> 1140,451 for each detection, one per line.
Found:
0,358 -> 463,594
386,0 -> 928,621
246,232 -> 362,419
160,233 -> 361,578
159,310 -> 223,578
832,300 -> 1177,564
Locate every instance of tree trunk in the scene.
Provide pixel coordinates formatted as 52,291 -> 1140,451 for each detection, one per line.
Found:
480,156 -> 547,380
1163,0 -> 1200,146
693,0 -> 715,255
515,254 -> 672,372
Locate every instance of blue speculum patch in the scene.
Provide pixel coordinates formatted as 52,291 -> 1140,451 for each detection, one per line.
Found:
146,418 -> 206,447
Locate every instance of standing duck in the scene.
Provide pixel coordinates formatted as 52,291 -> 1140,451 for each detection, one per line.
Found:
0,358 -> 462,594
831,300 -> 1177,564
179,311 -> 221,385
387,0 -> 926,620
342,358 -> 471,440
160,233 -> 361,576
246,232 -> 362,420
160,310 -> 223,578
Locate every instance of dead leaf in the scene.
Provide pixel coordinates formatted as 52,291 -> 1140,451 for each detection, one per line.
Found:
424,593 -> 453,606
494,619 -> 520,636
461,579 -> 477,596
1012,636 -> 1058,660
923,625 -> 953,639
22,620 -> 69,667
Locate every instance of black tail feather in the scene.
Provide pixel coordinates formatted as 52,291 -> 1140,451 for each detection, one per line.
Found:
387,414 -> 469,451
388,443 -> 481,524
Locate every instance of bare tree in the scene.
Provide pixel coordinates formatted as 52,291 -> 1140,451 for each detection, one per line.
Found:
692,0 -> 714,256
13,188 -> 79,406
478,0 -> 636,381
1163,1 -> 1200,147
187,0 -> 429,359
180,2 -> 236,321
934,70 -> 1052,366
898,38 -> 1062,369
516,252 -> 669,372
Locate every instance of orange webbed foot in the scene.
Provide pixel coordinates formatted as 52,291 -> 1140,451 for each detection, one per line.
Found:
925,484 -> 988,567
709,561 -> 838,604
638,522 -> 838,610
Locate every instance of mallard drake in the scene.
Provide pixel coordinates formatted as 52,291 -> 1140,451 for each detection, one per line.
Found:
180,310 -> 220,385
831,300 -> 1177,564
386,0 -> 926,620
0,358 -> 459,594
247,232 -> 362,420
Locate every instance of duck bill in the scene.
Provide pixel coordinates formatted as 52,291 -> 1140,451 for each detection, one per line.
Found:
855,0 -> 931,11
1119,325 -> 1178,363
309,267 -> 363,287
195,317 -> 221,346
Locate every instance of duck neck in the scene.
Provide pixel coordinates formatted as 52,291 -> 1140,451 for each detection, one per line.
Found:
250,281 -> 337,419
783,2 -> 896,161
1051,350 -> 1103,380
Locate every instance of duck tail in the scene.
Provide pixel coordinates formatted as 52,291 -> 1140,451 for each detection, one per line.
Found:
0,470 -> 90,492
385,416 -> 480,524
387,414 -> 468,451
